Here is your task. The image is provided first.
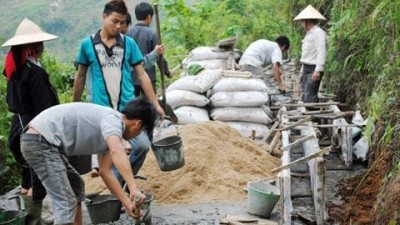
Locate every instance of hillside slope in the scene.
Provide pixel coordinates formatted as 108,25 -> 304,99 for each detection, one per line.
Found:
0,0 -> 145,62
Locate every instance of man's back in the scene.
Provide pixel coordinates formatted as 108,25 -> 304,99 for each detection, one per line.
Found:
127,23 -> 158,82
29,103 -> 123,155
239,39 -> 282,68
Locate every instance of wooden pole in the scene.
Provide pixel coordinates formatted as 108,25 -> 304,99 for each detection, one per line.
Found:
154,3 -> 166,110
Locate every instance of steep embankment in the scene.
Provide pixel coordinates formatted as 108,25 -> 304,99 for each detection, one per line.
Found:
317,0 -> 400,223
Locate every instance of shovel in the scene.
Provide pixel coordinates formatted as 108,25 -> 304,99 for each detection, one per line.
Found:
154,3 -> 178,125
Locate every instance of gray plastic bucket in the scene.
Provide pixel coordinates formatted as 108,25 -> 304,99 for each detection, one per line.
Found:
134,193 -> 153,225
151,135 -> 185,171
247,181 -> 280,218
85,194 -> 121,224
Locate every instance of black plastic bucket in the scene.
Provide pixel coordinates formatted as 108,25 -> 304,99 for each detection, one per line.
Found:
151,135 -> 185,171
0,196 -> 27,225
0,210 -> 27,225
85,194 -> 121,224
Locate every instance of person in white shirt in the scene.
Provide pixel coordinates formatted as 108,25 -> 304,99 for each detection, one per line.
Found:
239,36 -> 290,92
294,5 -> 327,102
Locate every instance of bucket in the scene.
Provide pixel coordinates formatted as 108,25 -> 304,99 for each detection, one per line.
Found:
134,193 -> 153,225
151,135 -> 185,171
0,196 -> 27,225
247,181 -> 280,218
85,194 -> 121,224
0,211 -> 27,225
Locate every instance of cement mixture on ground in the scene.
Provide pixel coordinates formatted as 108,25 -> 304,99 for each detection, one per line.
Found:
84,121 -> 281,204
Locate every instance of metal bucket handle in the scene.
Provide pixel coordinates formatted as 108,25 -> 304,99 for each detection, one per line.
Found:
7,195 -> 25,212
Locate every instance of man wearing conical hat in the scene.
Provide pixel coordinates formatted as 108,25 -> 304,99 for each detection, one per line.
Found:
294,5 -> 327,102
2,18 -> 60,225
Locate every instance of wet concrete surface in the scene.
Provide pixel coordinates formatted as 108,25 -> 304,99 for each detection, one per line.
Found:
87,200 -> 280,225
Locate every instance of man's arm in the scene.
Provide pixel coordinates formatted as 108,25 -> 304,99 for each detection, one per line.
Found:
99,135 -> 144,218
142,45 -> 165,70
134,64 -> 165,117
72,65 -> 88,102
272,62 -> 284,90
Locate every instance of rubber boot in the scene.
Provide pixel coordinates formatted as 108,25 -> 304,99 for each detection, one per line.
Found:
21,195 -> 43,225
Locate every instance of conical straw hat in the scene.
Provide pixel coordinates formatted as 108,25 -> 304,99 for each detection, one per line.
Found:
294,5 -> 326,21
2,18 -> 58,47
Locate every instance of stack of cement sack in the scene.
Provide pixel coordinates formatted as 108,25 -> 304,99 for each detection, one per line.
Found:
209,75 -> 272,137
181,46 -> 240,74
166,69 -> 223,125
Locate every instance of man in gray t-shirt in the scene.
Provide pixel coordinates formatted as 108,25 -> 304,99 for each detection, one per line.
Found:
239,36 -> 290,92
20,97 -> 156,225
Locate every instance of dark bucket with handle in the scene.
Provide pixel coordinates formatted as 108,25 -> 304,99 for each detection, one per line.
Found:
151,135 -> 185,171
85,194 -> 121,224
0,196 -> 27,225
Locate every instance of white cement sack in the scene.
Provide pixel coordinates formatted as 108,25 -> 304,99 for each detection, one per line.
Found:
188,46 -> 231,61
212,77 -> 268,93
166,90 -> 210,109
167,69 -> 223,93
225,122 -> 268,138
174,106 -> 210,125
186,59 -> 226,70
210,107 -> 272,125
210,91 -> 269,107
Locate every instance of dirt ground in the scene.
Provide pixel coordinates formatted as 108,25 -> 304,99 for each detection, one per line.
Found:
328,150 -> 390,224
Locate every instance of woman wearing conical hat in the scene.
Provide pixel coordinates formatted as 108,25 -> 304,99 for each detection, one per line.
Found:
2,18 -> 59,224
294,5 -> 327,103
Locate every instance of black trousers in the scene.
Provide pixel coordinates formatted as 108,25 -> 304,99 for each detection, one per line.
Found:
8,115 -> 46,200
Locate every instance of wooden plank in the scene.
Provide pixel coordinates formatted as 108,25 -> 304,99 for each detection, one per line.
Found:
269,132 -> 281,153
223,70 -> 251,78
282,134 -> 315,151
220,218 -> 245,225
272,146 -> 331,173
278,117 -> 311,131
314,157 -> 327,224
262,121 -> 279,142
277,102 -> 340,107
225,215 -> 258,223
302,110 -> 334,115
311,124 -> 358,128
278,107 -> 292,225
311,111 -> 355,120
300,123 -> 327,225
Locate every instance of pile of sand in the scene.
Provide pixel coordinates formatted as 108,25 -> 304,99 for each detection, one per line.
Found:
83,121 -> 280,204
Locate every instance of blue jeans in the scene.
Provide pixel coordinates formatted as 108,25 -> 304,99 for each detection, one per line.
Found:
112,131 -> 151,185
21,133 -> 85,225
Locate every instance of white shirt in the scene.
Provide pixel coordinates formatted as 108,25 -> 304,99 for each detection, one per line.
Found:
300,25 -> 327,72
239,39 -> 282,68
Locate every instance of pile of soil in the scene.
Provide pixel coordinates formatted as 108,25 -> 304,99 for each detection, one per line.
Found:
83,121 -> 281,204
